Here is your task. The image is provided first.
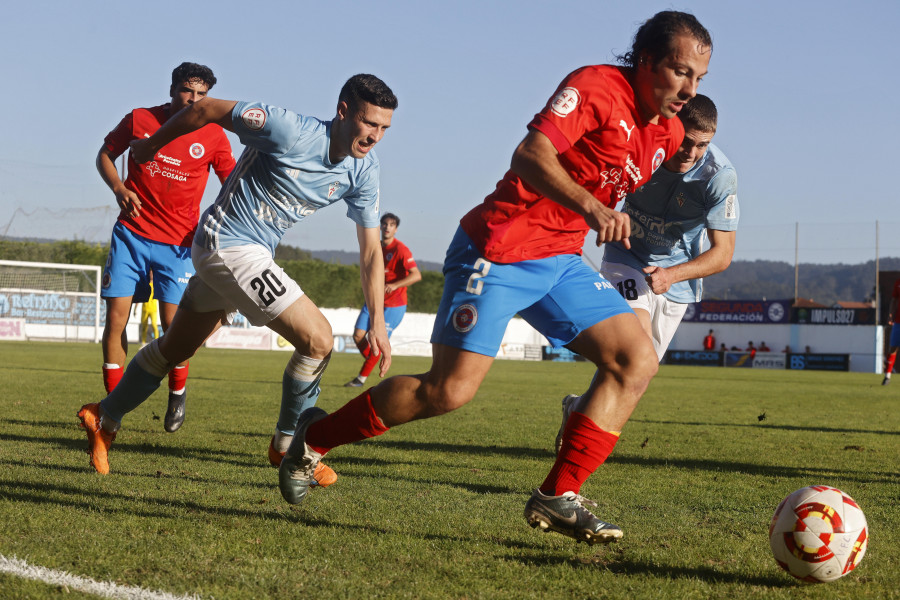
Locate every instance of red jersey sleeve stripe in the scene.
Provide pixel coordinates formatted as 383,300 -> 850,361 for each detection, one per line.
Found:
527,116 -> 572,154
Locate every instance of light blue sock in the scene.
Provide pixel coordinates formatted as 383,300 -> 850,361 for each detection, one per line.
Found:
100,339 -> 174,423
276,352 -> 329,434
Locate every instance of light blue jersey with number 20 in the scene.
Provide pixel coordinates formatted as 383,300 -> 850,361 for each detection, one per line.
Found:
195,101 -> 381,255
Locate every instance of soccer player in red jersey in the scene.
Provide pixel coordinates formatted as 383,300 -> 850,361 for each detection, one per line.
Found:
882,277 -> 900,384
96,62 -> 235,432
279,11 -> 712,545
345,212 -> 421,387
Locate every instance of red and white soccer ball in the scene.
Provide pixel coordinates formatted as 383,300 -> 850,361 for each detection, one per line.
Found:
769,485 -> 868,583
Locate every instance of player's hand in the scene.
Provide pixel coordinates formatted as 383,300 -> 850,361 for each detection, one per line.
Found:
115,188 -> 142,218
586,204 -> 631,249
366,328 -> 392,377
384,284 -> 396,295
129,138 -> 156,164
643,265 -> 673,294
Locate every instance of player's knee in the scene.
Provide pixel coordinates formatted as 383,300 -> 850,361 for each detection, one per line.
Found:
307,325 -> 334,359
621,342 -> 658,389
420,380 -> 475,417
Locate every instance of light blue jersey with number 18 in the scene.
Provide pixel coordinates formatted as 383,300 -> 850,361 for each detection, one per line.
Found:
602,143 -> 739,304
195,101 -> 381,255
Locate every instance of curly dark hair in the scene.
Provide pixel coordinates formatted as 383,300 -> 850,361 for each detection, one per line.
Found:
339,74 -> 398,112
617,11 -> 712,68
380,212 -> 400,226
169,62 -> 217,96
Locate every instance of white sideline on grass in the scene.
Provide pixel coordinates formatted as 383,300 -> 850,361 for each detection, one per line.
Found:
0,554 -> 202,600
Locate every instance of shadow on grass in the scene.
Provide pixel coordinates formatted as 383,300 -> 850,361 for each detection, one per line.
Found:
513,552 -> 792,587
630,417 -> 899,437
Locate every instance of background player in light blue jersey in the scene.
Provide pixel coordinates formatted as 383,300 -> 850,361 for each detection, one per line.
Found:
77,75 -> 398,481
557,94 -> 737,452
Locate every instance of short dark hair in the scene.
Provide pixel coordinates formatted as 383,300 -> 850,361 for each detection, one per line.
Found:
170,62 -> 217,96
339,74 -> 398,112
680,94 -> 718,133
380,212 -> 400,226
617,11 -> 712,69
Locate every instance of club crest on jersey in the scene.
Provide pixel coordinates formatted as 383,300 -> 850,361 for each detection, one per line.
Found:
328,181 -> 341,198
651,148 -> 666,173
452,304 -> 478,333
241,108 -> 266,130
386,252 -> 394,261
189,143 -> 205,159
550,87 -> 580,117
676,192 -> 686,208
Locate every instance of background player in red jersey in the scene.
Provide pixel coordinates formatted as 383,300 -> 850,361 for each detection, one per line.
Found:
345,212 -> 421,387
882,277 -> 900,384
279,12 -> 712,545
96,62 -> 235,432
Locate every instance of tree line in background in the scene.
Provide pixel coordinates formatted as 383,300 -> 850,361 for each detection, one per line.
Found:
0,239 -> 445,313
3,239 -> 899,308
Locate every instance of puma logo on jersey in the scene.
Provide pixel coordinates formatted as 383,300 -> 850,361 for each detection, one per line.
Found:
619,120 -> 635,141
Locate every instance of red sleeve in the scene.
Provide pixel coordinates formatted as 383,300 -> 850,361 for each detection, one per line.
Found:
103,112 -> 134,157
893,280 -> 900,299
211,130 -> 236,183
526,67 -> 607,155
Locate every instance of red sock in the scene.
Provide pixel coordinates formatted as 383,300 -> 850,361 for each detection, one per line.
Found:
168,362 -> 189,393
102,364 -> 124,394
306,390 -> 389,455
541,412 -> 618,496
887,353 -> 897,374
358,339 -> 372,359
359,349 -> 380,378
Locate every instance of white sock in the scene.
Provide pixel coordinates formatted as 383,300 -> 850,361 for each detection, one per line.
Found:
273,428 -> 292,453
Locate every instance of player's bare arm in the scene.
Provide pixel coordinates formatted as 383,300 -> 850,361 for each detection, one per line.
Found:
130,98 -> 238,164
384,267 -> 422,295
357,224 -> 392,375
511,129 -> 631,249
96,146 -> 142,218
643,228 -> 735,294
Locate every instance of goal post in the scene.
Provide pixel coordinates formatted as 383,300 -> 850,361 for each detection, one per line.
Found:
0,260 -> 102,343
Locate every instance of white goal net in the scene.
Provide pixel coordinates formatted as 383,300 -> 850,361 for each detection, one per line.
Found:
0,260 -> 102,343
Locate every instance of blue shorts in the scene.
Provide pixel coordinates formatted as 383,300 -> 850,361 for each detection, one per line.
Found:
101,222 -> 194,304
431,227 -> 632,357
891,323 -> 900,348
355,303 -> 407,337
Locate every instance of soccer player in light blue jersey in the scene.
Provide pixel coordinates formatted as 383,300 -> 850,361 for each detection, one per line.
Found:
557,94 -> 738,452
77,75 -> 397,480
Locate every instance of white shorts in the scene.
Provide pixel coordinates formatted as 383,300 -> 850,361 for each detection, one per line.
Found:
181,243 -> 304,327
600,261 -> 688,361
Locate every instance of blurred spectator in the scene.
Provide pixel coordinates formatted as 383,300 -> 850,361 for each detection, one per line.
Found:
703,329 -> 716,350
759,341 -> 770,351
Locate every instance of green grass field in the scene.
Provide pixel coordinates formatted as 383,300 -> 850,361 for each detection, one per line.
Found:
1,341 -> 898,599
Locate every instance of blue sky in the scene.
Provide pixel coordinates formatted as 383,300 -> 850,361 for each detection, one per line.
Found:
1,0 -> 898,266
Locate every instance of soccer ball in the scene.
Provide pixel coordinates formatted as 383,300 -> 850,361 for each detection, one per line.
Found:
768,485 -> 868,583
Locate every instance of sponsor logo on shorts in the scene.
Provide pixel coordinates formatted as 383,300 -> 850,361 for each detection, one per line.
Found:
651,148 -> 666,173
189,143 -> 205,159
241,108 -> 267,130
452,303 -> 477,333
550,87 -> 580,117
